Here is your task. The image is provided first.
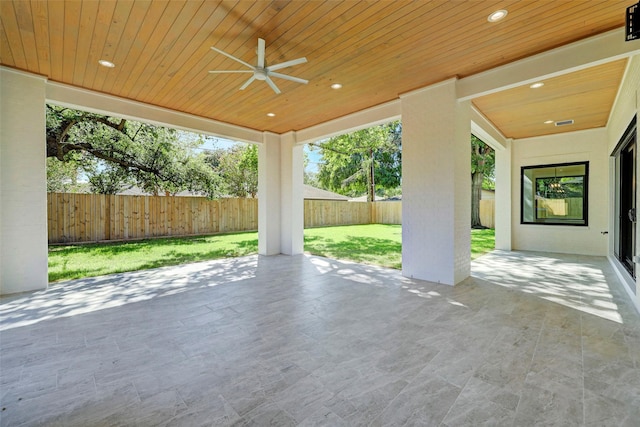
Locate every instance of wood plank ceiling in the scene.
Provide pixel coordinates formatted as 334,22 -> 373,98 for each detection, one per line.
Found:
472,59 -> 629,139
0,0 -> 631,137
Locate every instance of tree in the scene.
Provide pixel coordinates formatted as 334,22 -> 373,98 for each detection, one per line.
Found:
303,150 -> 319,187
204,144 -> 258,197
46,105 -> 221,197
471,134 -> 495,228
87,164 -> 132,194
46,154 -> 84,193
313,121 -> 401,201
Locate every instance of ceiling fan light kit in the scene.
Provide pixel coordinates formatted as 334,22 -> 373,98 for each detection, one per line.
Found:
209,38 -> 308,94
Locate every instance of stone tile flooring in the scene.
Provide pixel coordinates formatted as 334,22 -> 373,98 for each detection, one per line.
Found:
1,251 -> 639,426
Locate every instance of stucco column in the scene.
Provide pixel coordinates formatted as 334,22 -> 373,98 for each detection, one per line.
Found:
280,132 -> 304,255
257,131 -> 304,256
0,69 -> 48,295
494,138 -> 513,250
258,133 -> 281,255
400,79 -> 471,285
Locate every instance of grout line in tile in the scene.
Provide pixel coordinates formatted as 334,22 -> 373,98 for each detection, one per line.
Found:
580,312 -> 586,426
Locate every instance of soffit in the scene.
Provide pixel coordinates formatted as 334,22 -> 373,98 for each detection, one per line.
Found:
472,59 -> 629,139
0,0 -> 630,135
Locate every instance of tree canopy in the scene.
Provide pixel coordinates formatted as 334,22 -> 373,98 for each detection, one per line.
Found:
313,121 -> 402,201
46,105 -> 221,197
204,144 -> 258,198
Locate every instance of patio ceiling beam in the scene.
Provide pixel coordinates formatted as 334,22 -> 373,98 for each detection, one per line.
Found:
296,100 -> 401,146
45,79 -> 263,145
470,106 -> 508,151
457,28 -> 640,101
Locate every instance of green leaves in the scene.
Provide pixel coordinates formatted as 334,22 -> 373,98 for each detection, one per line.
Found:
46,105 -> 222,198
314,121 -> 401,200
204,144 -> 258,198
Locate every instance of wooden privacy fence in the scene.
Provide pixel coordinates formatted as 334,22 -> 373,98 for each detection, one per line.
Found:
479,199 -> 495,229
48,193 -> 494,243
304,200 -> 402,228
48,193 -> 258,244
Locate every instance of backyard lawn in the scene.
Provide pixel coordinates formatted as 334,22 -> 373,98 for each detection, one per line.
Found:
48,225 -> 495,282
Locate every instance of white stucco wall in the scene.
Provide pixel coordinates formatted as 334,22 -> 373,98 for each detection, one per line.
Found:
279,133 -> 304,256
511,128 -> 609,256
605,54 -> 640,312
494,140 -> 513,250
0,69 -> 48,294
258,133 -> 282,255
401,79 -> 471,285
607,56 -> 640,152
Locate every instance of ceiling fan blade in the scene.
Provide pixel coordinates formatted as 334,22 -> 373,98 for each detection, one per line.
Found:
267,57 -> 307,71
239,75 -> 256,90
210,46 -> 254,70
208,70 -> 253,74
257,38 -> 265,68
269,72 -> 308,85
265,76 -> 281,94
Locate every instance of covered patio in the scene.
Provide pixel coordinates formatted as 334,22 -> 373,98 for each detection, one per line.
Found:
1,1 -> 640,425
1,252 -> 639,425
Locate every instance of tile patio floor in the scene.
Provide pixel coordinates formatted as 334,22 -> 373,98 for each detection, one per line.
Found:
1,251 -> 639,426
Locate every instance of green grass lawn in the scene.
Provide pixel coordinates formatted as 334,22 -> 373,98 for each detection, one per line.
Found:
305,224 -> 403,269
305,225 -> 495,269
48,232 -> 258,282
48,225 -> 495,282
471,228 -> 496,260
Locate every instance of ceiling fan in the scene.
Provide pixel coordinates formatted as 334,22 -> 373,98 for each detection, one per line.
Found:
208,38 -> 308,94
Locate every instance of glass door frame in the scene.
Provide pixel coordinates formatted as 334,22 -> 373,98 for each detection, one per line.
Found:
614,116 -> 637,281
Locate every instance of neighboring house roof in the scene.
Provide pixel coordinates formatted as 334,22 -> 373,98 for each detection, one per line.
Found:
303,185 -> 350,201
117,184 -> 348,200
348,194 -> 401,202
118,186 -> 205,197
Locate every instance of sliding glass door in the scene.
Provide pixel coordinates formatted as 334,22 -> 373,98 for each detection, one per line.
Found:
615,117 -> 636,280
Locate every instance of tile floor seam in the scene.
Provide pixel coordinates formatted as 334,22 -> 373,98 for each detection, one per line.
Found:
365,373 -> 413,426
131,380 -> 142,404
90,374 -> 98,398
437,373 -> 471,427
514,313 -> 546,418
580,312 -> 586,427
579,268 -> 587,427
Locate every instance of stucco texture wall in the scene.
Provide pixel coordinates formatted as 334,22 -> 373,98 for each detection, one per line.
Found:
511,128 -> 609,256
607,55 -> 640,152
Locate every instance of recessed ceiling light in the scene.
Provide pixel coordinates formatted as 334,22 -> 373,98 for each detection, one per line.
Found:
530,82 -> 544,89
266,112 -> 276,117
544,120 -> 554,124
331,83 -> 342,90
98,59 -> 115,68
487,9 -> 508,22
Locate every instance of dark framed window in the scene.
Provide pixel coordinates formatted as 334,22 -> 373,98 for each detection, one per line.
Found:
521,161 -> 589,226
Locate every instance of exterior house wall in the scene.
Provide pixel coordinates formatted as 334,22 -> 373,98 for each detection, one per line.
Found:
607,56 -> 640,153
605,55 -> 640,312
511,128 -> 609,256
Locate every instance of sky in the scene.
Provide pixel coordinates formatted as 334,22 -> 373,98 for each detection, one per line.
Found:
186,130 -> 324,174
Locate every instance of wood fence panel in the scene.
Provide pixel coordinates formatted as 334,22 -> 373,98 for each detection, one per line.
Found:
47,194 -> 260,244
373,202 -> 402,224
304,200 -> 370,228
48,194 -> 494,244
479,199 -> 495,229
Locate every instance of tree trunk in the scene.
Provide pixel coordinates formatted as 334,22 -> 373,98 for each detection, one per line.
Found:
471,171 -> 483,227
368,148 -> 375,202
